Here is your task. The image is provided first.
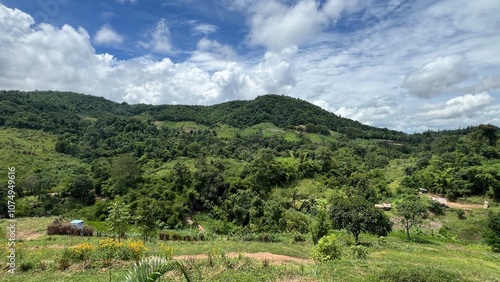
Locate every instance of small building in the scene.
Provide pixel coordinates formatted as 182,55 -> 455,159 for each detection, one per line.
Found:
70,220 -> 84,230
419,188 -> 428,193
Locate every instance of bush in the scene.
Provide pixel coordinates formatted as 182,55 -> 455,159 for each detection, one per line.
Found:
428,201 -> 445,216
350,245 -> 368,259
456,209 -> 465,219
47,223 -> 93,236
58,248 -> 73,271
158,230 -> 207,242
69,243 -> 93,261
310,209 -> 330,244
19,261 -> 35,272
160,243 -> 174,260
310,234 -> 342,262
484,211 -> 500,252
293,233 -> 307,243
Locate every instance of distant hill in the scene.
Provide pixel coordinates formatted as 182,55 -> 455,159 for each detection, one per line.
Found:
0,90 -> 409,140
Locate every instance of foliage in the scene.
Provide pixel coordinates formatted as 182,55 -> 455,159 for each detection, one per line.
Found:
69,243 -> 93,261
310,234 -> 342,262
484,211 -> 500,252
124,257 -> 192,282
396,195 -> 428,239
105,197 -> 131,242
46,223 -> 93,236
310,208 -> 331,244
329,196 -> 392,244
428,200 -> 445,215
350,245 -> 369,260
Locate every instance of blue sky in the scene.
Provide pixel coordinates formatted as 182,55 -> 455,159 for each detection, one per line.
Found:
0,0 -> 499,133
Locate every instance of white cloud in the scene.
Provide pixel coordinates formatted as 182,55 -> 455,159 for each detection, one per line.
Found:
418,92 -> 494,120
93,24 -> 123,46
403,54 -> 472,99
192,23 -> 218,35
1,1 -> 499,133
140,19 -> 173,54
117,0 -> 137,4
189,38 -> 238,71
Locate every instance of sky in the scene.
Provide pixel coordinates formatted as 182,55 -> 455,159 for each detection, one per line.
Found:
0,0 -> 499,133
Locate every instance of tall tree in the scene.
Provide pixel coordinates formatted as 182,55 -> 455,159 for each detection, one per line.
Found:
396,195 -> 428,239
484,211 -> 500,253
106,197 -> 131,242
329,196 -> 392,244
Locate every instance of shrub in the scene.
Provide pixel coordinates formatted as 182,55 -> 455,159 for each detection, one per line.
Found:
19,261 -> 35,272
456,209 -> 466,219
350,245 -> 368,259
310,234 -> 342,262
58,248 -> 73,271
47,223 -> 93,236
125,240 -> 147,262
70,243 -> 93,261
159,243 -> 174,260
293,233 -> 307,243
96,238 -> 122,266
310,209 -> 330,244
428,201 -> 445,216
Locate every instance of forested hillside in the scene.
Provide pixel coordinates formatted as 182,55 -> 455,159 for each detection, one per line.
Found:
0,90 -> 499,233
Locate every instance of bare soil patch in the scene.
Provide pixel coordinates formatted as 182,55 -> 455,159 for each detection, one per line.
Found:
174,252 -> 313,264
17,230 -> 44,240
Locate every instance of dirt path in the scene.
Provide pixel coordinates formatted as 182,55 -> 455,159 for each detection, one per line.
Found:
174,252 -> 313,264
426,194 -> 485,209
17,230 -> 44,240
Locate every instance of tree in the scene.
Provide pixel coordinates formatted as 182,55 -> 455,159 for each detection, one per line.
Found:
310,207 -> 331,244
106,154 -> 141,197
329,196 -> 392,244
106,197 -> 131,242
66,174 -> 95,205
484,211 -> 500,252
396,195 -> 427,239
135,198 -> 160,241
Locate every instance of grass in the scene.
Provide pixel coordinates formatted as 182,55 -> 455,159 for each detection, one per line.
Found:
0,128 -> 88,193
2,217 -> 499,281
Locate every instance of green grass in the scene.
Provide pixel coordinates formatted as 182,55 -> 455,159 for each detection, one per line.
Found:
0,128 -> 88,192
1,216 -> 500,281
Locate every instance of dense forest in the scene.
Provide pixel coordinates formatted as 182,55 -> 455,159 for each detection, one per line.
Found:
0,90 -> 499,234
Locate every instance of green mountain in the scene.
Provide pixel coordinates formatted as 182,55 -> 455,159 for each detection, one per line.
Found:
0,90 -> 499,232
0,90 -> 405,139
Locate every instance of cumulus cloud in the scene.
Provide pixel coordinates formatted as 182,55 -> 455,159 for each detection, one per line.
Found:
245,0 -> 365,50
93,24 -> 123,46
192,23 -> 218,35
418,92 -> 494,120
189,38 -> 238,71
0,4 -> 294,105
403,54 -> 472,98
140,19 -> 173,54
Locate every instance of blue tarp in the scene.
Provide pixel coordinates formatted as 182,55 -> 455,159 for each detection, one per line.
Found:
70,220 -> 84,229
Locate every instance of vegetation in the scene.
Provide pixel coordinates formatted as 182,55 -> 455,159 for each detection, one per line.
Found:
484,211 -> 500,252
329,196 -> 392,244
396,195 -> 428,239
0,90 -> 499,280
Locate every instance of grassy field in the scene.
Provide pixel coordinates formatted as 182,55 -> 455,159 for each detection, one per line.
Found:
1,214 -> 499,282
0,128 -> 88,192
